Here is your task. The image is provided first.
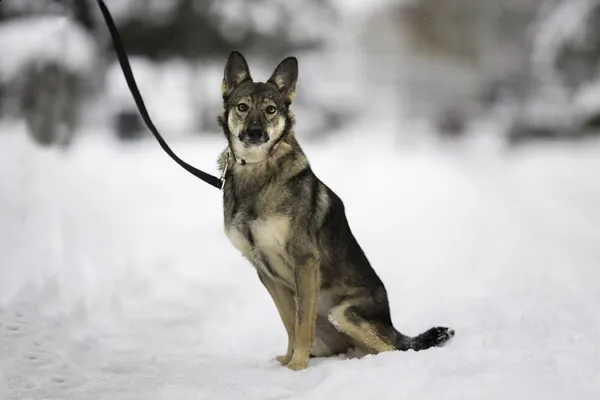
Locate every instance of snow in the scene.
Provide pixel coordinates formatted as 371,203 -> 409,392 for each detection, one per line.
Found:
531,0 -> 600,86
1,119 -> 600,399
105,58 -> 200,135
101,0 -> 178,22
0,15 -> 97,83
210,0 -> 338,44
331,0 -> 411,16
573,79 -> 600,123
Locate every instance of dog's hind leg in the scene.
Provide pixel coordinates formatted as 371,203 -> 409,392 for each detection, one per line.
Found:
327,300 -> 396,354
328,299 -> 455,354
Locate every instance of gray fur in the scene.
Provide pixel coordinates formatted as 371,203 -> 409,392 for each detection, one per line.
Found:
217,51 -> 454,370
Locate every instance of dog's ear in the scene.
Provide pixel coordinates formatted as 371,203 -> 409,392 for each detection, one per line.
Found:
268,57 -> 298,104
222,51 -> 252,98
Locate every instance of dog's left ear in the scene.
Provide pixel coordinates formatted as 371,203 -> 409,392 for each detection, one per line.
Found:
268,57 -> 298,104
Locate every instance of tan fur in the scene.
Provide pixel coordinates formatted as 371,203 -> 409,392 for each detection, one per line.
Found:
258,271 -> 296,364
287,257 -> 320,370
328,302 -> 396,354
224,226 -> 254,261
252,215 -> 294,285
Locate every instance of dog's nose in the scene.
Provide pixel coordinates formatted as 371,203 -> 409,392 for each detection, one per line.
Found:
246,126 -> 263,140
239,121 -> 268,145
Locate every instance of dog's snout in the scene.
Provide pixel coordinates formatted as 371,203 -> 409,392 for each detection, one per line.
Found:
247,126 -> 263,139
239,121 -> 268,145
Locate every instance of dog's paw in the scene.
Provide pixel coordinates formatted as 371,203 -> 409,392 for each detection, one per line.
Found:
275,354 -> 292,366
284,358 -> 309,371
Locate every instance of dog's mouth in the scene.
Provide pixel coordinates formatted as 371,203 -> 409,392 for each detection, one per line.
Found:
238,130 -> 269,146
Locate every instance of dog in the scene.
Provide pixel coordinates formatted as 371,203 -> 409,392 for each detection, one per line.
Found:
217,51 -> 454,371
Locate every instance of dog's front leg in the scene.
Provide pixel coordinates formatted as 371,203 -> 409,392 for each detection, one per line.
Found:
286,258 -> 319,371
257,271 -> 296,365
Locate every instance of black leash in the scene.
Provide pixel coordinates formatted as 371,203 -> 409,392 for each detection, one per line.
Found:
96,0 -> 223,190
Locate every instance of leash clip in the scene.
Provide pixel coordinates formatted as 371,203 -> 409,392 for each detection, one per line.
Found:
220,152 -> 230,190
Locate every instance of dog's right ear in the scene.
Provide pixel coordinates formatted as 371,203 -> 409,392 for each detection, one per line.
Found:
222,51 -> 252,99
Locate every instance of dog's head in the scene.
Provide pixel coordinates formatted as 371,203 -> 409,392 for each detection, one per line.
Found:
219,51 -> 298,163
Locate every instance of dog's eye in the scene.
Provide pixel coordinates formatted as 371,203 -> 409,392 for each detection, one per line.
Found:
237,103 -> 249,112
265,105 -> 277,114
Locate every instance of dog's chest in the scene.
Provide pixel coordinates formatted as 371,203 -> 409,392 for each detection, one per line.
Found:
225,214 -> 295,287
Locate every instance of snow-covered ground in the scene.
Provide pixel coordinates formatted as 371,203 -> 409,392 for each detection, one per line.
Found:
1,121 -> 600,400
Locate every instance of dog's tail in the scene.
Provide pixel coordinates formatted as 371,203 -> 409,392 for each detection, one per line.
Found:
394,326 -> 455,351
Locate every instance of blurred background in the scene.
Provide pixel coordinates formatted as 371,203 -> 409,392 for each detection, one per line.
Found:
3,0 -> 600,147
2,1 -> 600,398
